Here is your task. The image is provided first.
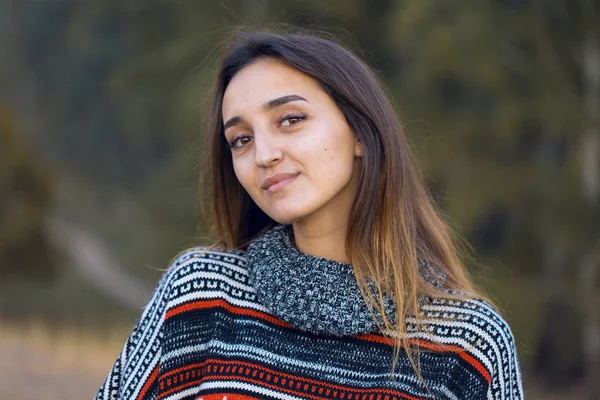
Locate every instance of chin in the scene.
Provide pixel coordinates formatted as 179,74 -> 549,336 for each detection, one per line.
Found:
255,190 -> 325,225
268,212 -> 302,226
261,203 -> 306,225
266,202 -> 325,226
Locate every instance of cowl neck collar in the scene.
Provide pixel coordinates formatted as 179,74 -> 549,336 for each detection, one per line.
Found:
246,224 -> 404,337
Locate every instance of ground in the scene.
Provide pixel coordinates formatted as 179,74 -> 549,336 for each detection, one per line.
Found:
0,320 -> 124,400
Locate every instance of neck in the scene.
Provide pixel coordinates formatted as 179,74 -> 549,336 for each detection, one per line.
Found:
292,218 -> 351,264
289,158 -> 361,265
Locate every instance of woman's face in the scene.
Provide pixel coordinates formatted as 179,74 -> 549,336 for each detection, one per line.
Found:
222,58 -> 362,225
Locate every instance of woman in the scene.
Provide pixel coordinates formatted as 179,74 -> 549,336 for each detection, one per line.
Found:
96,30 -> 523,400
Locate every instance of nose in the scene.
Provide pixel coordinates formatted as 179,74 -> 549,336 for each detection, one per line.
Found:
254,130 -> 283,168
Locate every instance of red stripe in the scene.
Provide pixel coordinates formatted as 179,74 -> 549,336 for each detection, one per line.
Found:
357,334 -> 492,383
200,373 -> 419,400
166,298 -> 290,328
165,299 -> 491,384
137,364 -> 159,400
158,358 -> 425,400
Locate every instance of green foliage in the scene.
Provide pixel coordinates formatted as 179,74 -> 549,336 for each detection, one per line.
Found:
384,1 -> 598,270
0,109 -> 60,280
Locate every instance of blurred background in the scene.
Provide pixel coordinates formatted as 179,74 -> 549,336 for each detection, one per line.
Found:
1,1 -> 599,399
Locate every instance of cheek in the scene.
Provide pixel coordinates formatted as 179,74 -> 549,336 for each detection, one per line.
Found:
301,146 -> 354,191
232,159 -> 256,193
303,125 -> 355,178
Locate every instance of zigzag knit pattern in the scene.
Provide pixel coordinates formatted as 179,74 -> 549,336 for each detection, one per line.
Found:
95,248 -> 523,400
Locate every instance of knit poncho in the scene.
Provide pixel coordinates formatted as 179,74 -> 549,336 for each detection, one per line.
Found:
95,223 -> 523,400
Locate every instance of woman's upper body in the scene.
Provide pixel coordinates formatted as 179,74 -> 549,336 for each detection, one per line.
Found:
96,29 -> 524,399
95,223 -> 522,400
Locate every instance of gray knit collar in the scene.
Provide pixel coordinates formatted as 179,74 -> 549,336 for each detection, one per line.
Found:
246,224 -> 410,337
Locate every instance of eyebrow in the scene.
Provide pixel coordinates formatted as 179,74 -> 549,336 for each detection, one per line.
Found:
223,94 -> 308,132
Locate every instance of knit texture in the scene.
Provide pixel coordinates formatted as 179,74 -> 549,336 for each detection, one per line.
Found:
247,223 -> 398,336
95,224 -> 524,400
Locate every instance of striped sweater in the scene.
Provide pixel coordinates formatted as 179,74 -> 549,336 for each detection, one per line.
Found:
95,232 -> 523,399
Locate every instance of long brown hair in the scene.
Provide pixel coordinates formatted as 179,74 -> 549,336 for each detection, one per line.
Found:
198,28 -> 493,380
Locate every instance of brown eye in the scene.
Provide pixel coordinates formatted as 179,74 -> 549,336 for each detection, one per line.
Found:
229,134 -> 252,149
279,113 -> 307,128
281,117 -> 301,127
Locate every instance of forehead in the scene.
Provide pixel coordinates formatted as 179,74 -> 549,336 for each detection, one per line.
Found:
222,58 -> 321,117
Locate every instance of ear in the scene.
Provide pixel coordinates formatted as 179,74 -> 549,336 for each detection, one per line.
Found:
354,138 -> 363,157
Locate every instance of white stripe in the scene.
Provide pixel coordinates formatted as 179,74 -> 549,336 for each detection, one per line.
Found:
178,252 -> 249,276
173,271 -> 254,292
195,380 -> 306,400
420,303 -> 515,395
162,385 -> 203,400
115,342 -> 126,397
440,387 -> 460,400
429,299 -> 515,349
167,290 -> 269,313
457,299 -> 523,398
405,325 -> 495,377
123,277 -> 169,391
162,340 -> 428,397
423,302 -> 513,349
163,377 -> 460,400
235,316 -> 496,382
201,249 -> 248,263
131,351 -> 161,399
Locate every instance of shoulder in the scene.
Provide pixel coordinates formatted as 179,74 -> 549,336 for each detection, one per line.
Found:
158,246 -> 260,310
162,246 -> 251,289
420,293 -> 522,396
165,246 -> 250,281
423,294 -> 516,351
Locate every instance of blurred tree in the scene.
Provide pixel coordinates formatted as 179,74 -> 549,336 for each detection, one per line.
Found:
0,109 -> 60,281
385,0 -> 600,392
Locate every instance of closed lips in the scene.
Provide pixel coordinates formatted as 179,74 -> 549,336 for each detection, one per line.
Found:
262,173 -> 299,190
